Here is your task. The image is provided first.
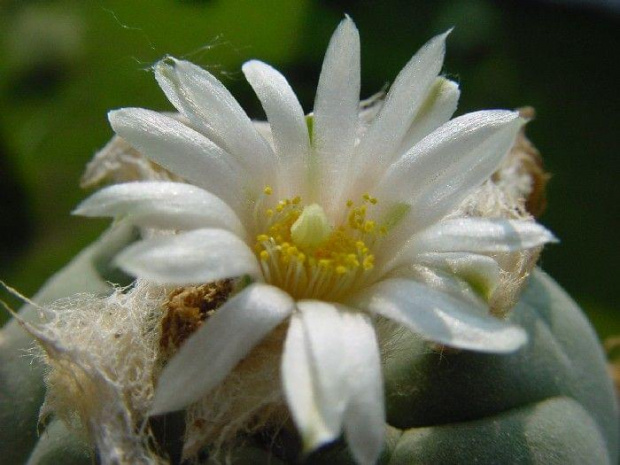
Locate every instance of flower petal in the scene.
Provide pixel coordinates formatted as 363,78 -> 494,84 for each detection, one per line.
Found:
283,302 -> 384,455
242,60 -> 309,197
415,252 -> 501,300
115,229 -> 260,284
341,312 -> 385,465
282,313 -> 339,450
398,77 -> 460,154
151,283 -> 294,415
73,181 -> 245,237
354,278 -> 527,353
312,16 -> 360,208
389,264 -> 488,308
353,31 -> 449,177
108,108 -> 246,211
298,301 -> 348,438
376,110 -> 522,229
405,218 -> 557,257
375,110 -> 524,257
155,58 -> 276,185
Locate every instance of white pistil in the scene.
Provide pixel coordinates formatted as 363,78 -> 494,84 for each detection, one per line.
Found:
291,204 -> 332,248
255,193 -> 380,300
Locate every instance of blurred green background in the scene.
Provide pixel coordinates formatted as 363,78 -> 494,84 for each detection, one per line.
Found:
1,0 -> 618,337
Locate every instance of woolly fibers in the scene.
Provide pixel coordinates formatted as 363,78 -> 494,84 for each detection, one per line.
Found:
33,281 -> 169,465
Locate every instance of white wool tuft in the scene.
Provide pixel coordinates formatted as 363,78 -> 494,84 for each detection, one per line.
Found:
33,280 -> 170,465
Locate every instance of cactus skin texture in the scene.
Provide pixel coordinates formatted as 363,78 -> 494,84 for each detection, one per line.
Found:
2,238 -> 617,465
0,224 -> 137,465
302,269 -> 619,464
214,269 -> 619,465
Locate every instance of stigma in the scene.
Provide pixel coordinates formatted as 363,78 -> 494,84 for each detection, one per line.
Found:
255,189 -> 385,300
291,204 -> 332,248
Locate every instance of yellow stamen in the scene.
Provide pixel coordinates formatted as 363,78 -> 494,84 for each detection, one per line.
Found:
255,190 -> 386,299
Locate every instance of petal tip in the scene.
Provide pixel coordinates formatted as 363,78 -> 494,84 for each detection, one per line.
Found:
107,108 -> 125,124
430,28 -> 452,48
506,326 -> 529,352
461,324 -> 529,354
241,59 -> 258,70
441,27 -> 454,39
154,56 -> 181,84
335,14 -> 360,39
436,77 -> 460,97
148,390 -> 187,417
71,203 -> 88,217
241,59 -> 269,76
541,226 -> 559,245
341,13 -> 356,27
300,430 -> 338,456
486,324 -> 528,353
112,251 -> 135,277
155,55 -> 179,70
107,107 -> 140,127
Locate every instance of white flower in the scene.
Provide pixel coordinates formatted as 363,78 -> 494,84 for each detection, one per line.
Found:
75,17 -> 555,464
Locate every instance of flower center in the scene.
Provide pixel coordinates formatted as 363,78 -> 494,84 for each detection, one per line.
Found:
255,187 -> 386,300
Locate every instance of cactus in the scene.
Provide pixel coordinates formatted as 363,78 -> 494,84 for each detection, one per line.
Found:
0,223 -> 136,465
204,270 -> 618,465
3,253 -> 616,464
1,13 -> 616,464
304,269 -> 618,464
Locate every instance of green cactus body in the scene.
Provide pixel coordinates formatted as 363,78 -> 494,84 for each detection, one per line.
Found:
0,224 -> 137,465
2,233 -> 617,465
304,269 -> 618,464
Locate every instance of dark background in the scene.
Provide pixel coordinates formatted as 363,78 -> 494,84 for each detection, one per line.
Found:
0,0 -> 618,336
